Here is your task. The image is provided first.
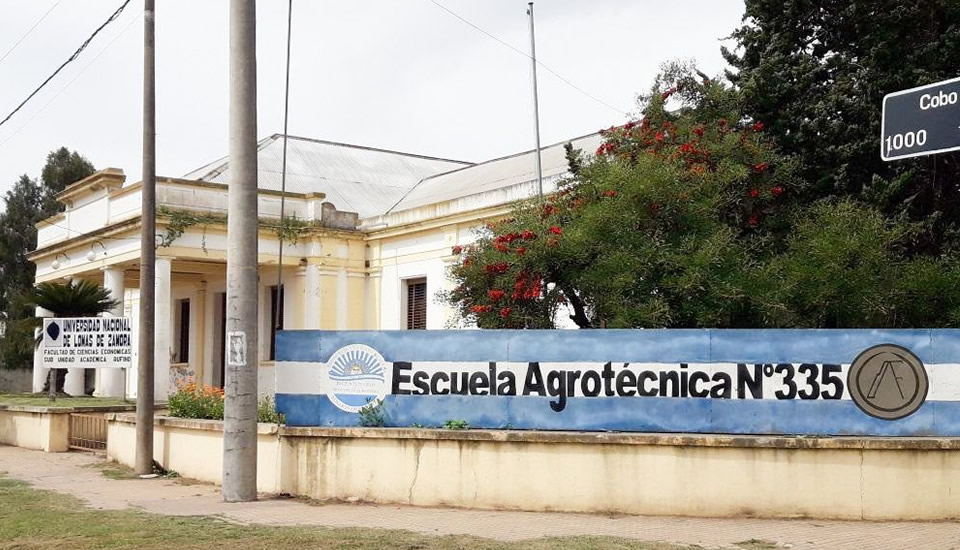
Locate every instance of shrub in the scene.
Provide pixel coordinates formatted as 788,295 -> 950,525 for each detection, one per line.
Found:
257,395 -> 285,424
168,380 -> 224,420
357,399 -> 387,427
168,379 -> 286,424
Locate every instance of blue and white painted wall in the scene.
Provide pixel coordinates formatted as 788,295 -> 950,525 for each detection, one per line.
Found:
275,329 -> 960,436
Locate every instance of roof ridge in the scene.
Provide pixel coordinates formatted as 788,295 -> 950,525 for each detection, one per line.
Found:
383,132 -> 600,216
266,133 -> 473,166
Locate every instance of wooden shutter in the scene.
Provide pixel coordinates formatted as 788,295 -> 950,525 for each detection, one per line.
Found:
178,300 -> 190,363
407,280 -> 427,330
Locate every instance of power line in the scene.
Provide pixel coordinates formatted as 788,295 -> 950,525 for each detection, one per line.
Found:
0,0 -> 133,130
0,10 -> 143,150
427,0 -> 629,117
0,0 -> 64,66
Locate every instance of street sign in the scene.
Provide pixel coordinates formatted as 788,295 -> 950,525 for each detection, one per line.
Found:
42,317 -> 132,369
881,76 -> 960,161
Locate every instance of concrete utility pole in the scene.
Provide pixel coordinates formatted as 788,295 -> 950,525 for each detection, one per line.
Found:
223,0 -> 259,502
135,0 -> 156,476
527,2 -> 544,198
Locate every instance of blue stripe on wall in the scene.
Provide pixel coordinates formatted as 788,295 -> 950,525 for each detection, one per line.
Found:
275,393 -> 960,436
276,329 -> 954,365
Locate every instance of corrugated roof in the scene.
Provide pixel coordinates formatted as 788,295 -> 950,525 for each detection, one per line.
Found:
183,134 -> 472,218
386,133 -> 603,215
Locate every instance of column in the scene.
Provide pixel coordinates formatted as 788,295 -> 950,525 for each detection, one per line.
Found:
155,257 -> 172,398
303,263 -> 321,329
32,306 -> 53,393
96,268 -> 126,397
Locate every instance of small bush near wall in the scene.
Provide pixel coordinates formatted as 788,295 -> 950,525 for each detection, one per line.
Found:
168,379 -> 284,424
168,381 -> 224,420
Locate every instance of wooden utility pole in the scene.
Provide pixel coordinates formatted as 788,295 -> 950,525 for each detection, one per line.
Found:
135,0 -> 156,476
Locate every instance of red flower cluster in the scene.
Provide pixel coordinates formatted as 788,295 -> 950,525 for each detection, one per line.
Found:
521,229 -> 536,240
451,245 -> 463,255
650,202 -> 663,214
512,272 -> 543,300
749,214 -> 759,227
601,190 -> 618,198
596,142 -> 616,156
471,305 -> 493,314
500,307 -> 512,319
749,188 -> 760,198
541,203 -> 556,218
752,162 -> 770,173
771,185 -> 784,197
692,127 -> 705,137
751,121 -> 765,132
484,262 -> 509,274
655,131 -> 665,142
488,289 -> 505,301
548,226 -> 563,235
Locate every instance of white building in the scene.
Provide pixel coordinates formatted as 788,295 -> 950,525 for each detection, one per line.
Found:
30,132 -> 601,398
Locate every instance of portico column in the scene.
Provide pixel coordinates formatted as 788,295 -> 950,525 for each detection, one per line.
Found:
32,306 -> 53,393
303,262 -> 321,329
96,268 -> 126,397
155,257 -> 172,398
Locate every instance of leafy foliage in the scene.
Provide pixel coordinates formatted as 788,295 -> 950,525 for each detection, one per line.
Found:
168,381 -> 225,420
443,65 -> 960,329
357,399 -> 387,427
168,379 -> 286,424
722,0 -> 960,255
0,148 -> 94,370
32,279 -> 119,318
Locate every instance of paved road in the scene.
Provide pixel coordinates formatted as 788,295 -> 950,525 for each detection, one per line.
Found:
1,445 -> 958,549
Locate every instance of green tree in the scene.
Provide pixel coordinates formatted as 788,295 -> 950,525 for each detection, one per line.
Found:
443,66 -> 960,330
443,67 -> 802,329
722,0 -> 960,254
39,147 -> 96,217
0,148 -> 94,371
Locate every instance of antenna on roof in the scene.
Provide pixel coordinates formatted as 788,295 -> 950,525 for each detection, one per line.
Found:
527,2 -> 544,198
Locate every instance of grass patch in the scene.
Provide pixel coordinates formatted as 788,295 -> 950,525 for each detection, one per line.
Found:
0,393 -> 133,408
0,475 -> 682,550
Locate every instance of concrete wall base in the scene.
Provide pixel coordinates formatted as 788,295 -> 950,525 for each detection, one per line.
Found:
103,417 -> 960,521
0,407 -> 70,452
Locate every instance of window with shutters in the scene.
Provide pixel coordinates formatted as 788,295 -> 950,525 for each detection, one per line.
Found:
406,279 -> 427,330
269,285 -> 284,361
175,299 -> 190,364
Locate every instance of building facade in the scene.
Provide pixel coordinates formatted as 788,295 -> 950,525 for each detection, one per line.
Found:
29,133 -> 600,398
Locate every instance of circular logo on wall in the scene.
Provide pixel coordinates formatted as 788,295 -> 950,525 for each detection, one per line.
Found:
847,344 -> 928,420
323,344 -> 388,413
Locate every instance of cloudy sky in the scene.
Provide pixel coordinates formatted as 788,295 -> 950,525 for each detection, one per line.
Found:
0,0 -> 745,199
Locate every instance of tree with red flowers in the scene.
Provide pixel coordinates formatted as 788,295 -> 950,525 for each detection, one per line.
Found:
444,64 -> 960,329
443,65 -> 803,329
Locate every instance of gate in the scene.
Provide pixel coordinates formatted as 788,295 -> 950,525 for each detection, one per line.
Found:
68,413 -> 107,452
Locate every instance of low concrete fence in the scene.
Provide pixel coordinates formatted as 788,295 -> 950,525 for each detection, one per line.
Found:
0,405 -> 71,452
106,413 -> 283,494
103,415 -> 960,521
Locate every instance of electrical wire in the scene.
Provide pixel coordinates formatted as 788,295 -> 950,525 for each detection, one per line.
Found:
0,10 -> 143,150
273,0 -> 294,338
0,0 -> 133,129
0,0 -> 63,66
427,0 -> 629,117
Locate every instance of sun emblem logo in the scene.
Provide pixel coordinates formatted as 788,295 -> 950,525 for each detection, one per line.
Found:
324,344 -> 388,413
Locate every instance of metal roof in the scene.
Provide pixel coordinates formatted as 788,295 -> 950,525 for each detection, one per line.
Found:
183,134 -> 472,218
386,133 -> 603,215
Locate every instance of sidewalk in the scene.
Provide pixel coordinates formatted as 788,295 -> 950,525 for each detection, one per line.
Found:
1,445 -> 958,549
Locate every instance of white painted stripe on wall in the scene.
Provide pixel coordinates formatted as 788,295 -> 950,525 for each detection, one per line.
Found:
277,361 -> 960,401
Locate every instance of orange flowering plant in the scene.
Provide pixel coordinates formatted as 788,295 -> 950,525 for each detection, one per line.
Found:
168,378 -> 225,420
168,377 -> 285,424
